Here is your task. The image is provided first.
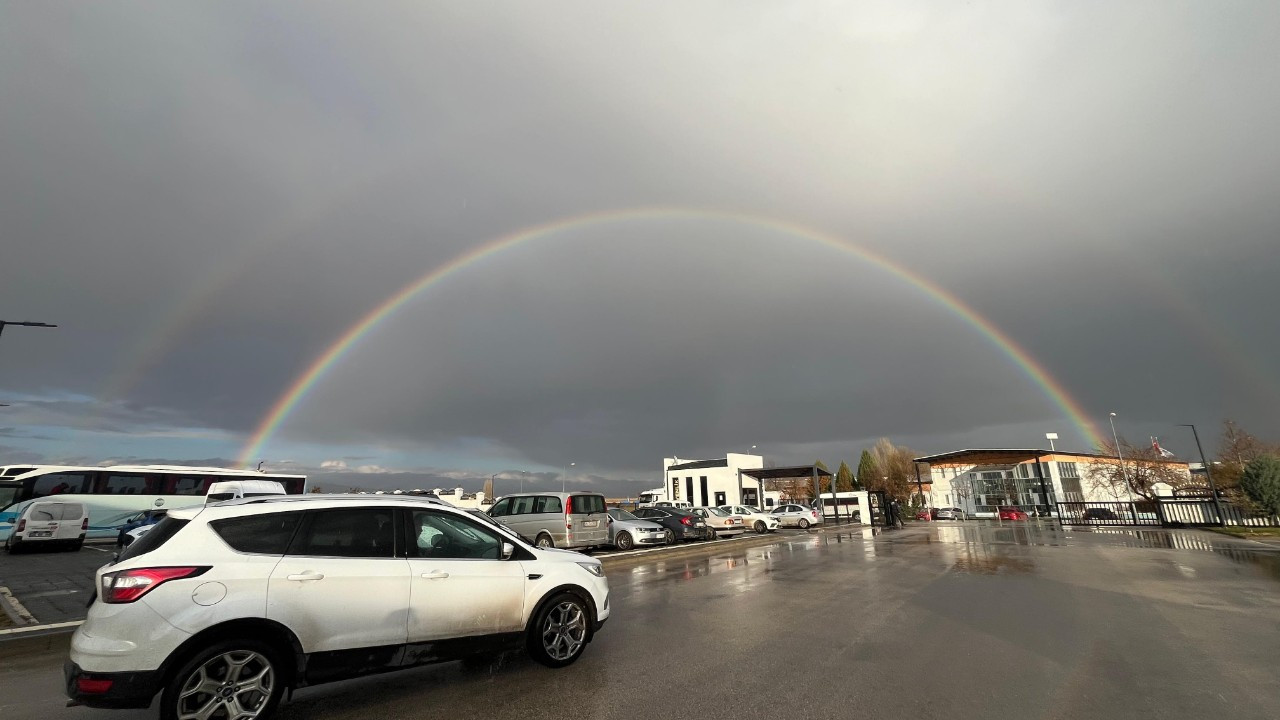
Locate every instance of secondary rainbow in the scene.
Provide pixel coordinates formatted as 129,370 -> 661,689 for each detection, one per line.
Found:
238,207 -> 1104,465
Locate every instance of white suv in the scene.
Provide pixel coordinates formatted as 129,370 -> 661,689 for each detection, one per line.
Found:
65,495 -> 610,718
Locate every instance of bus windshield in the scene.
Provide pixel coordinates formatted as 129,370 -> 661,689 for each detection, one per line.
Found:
0,484 -> 18,511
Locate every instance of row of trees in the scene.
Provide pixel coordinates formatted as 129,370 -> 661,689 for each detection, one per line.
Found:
767,438 -> 922,503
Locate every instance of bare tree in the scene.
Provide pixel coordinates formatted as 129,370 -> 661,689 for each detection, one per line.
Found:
1087,438 -> 1189,501
1215,420 -> 1278,494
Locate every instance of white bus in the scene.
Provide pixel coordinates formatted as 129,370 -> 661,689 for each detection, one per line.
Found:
0,465 -> 306,541
813,491 -> 873,524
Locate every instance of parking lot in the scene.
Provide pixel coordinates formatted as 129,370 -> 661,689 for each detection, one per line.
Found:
0,527 -> 830,628
4,521 -> 1280,719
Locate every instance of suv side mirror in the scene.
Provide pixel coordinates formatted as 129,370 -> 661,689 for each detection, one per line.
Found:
501,542 -> 515,560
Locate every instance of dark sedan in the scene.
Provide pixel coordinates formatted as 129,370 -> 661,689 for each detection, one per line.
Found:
632,506 -> 711,544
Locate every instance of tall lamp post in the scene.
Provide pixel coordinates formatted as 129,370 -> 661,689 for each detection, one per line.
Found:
1105,409 -> 1136,515
1178,424 -> 1224,526
562,462 -> 575,493
0,320 -> 57,339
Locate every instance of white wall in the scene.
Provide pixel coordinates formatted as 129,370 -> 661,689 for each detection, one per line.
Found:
660,453 -> 779,507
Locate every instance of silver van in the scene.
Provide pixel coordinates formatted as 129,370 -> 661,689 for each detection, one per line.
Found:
486,492 -> 609,549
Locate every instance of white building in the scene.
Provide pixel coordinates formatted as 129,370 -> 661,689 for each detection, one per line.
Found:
914,449 -> 1191,517
658,453 -> 785,508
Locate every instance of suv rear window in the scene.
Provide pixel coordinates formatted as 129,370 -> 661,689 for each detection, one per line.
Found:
116,516 -> 189,563
211,512 -> 302,555
570,495 -> 605,514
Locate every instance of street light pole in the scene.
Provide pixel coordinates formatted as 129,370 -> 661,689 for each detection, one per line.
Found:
0,320 -> 57,339
1109,413 -> 1134,503
562,462 -> 574,493
520,471 -> 528,492
1178,424 -> 1224,526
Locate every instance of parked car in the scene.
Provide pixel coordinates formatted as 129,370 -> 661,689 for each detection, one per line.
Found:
690,506 -> 746,539
998,506 -> 1030,521
934,507 -> 966,521
1082,507 -> 1119,522
65,494 -> 610,717
718,505 -> 780,534
772,503 -> 823,529
116,509 -> 167,548
4,500 -> 88,553
655,500 -> 693,509
486,491 -> 609,549
632,506 -> 710,543
915,509 -> 933,521
606,507 -> 666,550
205,479 -> 287,503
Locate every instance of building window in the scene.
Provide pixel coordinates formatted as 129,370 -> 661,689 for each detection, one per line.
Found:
1058,462 -> 1079,479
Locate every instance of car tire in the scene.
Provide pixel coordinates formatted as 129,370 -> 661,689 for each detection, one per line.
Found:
798,519 -> 810,530
159,639 -> 286,720
527,592 -> 591,669
663,529 -> 676,545
707,529 -> 717,541
535,533 -> 555,549
754,521 -> 766,534
615,531 -> 633,551
4,537 -> 19,554
70,538 -> 84,552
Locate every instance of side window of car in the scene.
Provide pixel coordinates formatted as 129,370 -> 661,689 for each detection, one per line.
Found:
211,512 -> 303,555
533,496 -> 562,514
409,511 -> 502,560
289,508 -> 395,558
489,498 -> 510,517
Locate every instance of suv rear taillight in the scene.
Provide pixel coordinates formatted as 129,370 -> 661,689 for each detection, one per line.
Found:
100,567 -> 209,604
81,517 -> 89,531
15,519 -> 25,533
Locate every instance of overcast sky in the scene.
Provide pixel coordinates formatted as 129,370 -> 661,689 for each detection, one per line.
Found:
2,1 -> 1278,494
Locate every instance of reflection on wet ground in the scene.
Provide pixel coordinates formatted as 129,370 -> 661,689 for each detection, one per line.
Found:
614,521 -> 1280,588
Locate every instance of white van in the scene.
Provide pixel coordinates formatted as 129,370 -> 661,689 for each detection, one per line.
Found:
4,500 -> 89,552
205,479 -> 286,503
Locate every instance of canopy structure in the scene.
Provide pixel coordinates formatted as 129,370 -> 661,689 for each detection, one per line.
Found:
737,465 -> 832,510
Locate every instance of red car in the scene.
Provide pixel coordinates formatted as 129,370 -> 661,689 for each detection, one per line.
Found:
915,509 -> 932,521
998,506 -> 1030,521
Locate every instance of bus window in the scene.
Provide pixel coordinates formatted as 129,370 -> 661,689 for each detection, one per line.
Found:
101,473 -> 153,495
0,484 -> 20,511
31,472 -> 91,497
168,476 -> 207,495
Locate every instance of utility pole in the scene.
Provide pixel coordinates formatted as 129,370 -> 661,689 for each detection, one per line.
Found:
1178,424 -> 1224,527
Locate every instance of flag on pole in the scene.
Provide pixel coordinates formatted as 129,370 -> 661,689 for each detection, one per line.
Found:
1151,437 -> 1176,459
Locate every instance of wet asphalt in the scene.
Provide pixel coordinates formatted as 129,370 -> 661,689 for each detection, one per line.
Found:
3,522 -> 1280,720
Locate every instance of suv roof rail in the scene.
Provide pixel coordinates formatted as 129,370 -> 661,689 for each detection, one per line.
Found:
219,494 -> 452,508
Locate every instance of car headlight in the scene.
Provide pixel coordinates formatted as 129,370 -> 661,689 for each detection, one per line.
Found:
577,562 -> 605,578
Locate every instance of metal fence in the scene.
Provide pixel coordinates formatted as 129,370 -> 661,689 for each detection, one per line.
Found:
1058,499 -> 1280,528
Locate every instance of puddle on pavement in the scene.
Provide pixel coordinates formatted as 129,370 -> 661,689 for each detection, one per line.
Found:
951,554 -> 1035,575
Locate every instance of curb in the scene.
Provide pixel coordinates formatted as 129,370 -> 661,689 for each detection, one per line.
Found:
0,586 -> 37,627
0,621 -> 79,659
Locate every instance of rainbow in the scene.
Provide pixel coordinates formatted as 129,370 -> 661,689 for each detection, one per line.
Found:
238,208 -> 1104,465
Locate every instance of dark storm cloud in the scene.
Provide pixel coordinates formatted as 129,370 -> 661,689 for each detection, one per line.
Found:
2,2 -> 1279,477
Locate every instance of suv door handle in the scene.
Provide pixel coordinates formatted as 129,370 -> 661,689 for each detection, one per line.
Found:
286,572 -> 325,582
420,571 -> 450,580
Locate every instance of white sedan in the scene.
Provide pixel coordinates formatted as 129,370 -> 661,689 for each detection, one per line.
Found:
771,503 -> 823,529
718,505 -> 780,534
690,507 -> 747,539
